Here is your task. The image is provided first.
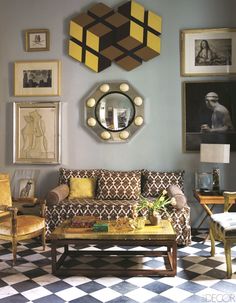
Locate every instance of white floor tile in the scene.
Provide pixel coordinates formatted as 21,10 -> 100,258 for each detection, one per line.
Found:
91,288 -> 120,302
22,286 -> 52,301
125,288 -> 156,303
56,287 -> 87,301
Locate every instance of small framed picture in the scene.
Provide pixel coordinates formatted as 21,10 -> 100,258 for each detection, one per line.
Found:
13,101 -> 61,164
14,60 -> 61,96
25,29 -> 50,52
19,178 -> 35,198
181,28 -> 236,76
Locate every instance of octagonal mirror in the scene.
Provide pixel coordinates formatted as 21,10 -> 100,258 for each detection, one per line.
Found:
85,82 -> 144,142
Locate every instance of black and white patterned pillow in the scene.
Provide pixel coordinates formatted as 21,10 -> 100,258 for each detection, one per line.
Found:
59,168 -> 102,185
142,170 -> 184,197
97,170 -> 141,200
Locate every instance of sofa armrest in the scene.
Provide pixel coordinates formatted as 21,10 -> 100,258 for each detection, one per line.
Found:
46,184 -> 69,206
167,185 -> 187,210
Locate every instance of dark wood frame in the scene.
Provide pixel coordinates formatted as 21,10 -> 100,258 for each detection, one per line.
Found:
183,81 -> 236,152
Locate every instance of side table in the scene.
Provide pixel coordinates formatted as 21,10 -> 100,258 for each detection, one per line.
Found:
12,197 -> 41,215
193,190 -> 235,230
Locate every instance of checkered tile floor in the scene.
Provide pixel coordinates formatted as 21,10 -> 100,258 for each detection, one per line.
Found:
0,232 -> 236,303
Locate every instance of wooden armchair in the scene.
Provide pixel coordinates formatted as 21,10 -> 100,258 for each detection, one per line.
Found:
210,191 -> 236,278
0,173 -> 45,265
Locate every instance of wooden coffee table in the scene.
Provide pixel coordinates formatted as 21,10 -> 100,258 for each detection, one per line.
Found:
50,219 -> 177,276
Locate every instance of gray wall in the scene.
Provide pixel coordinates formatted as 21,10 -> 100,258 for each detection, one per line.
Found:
0,0 -> 236,227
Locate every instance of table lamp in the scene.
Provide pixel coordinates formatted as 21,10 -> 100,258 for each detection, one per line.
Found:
200,143 -> 230,192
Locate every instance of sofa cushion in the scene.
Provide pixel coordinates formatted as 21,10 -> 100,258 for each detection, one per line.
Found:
167,185 -> 187,210
142,170 -> 184,197
69,178 -> 97,199
59,167 -> 102,185
97,170 -> 141,200
46,184 -> 69,206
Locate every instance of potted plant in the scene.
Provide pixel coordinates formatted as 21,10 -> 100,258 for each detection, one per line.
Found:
133,190 -> 177,225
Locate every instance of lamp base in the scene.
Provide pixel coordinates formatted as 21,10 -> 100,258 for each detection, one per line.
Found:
212,168 -> 220,192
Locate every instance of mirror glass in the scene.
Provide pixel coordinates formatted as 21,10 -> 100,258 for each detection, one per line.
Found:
95,92 -> 135,131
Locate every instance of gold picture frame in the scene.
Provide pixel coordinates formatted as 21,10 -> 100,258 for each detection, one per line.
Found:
25,29 -> 50,52
14,60 -> 61,96
181,28 -> 236,76
13,101 -> 61,164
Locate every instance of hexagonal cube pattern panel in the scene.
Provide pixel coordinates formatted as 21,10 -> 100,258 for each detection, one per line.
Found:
68,0 -> 162,72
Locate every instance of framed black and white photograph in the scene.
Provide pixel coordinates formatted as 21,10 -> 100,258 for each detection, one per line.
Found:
14,60 -> 61,96
181,28 -> 236,76
25,29 -> 50,52
19,178 -> 35,198
13,101 -> 61,164
183,81 -> 236,152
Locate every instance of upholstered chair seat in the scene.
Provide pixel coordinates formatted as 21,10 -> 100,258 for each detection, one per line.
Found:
210,192 -> 236,278
0,215 -> 45,236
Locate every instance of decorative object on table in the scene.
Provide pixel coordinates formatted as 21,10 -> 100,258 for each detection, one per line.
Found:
181,28 -> 236,76
134,190 -> 177,225
195,171 -> 213,193
11,169 -> 40,199
71,215 -> 97,228
14,60 -> 61,96
19,178 -> 35,198
183,80 -> 236,152
110,217 -> 136,231
68,0 -> 162,72
13,101 -> 61,164
93,223 -> 109,232
85,81 -> 144,142
200,143 -> 230,192
25,29 -> 50,52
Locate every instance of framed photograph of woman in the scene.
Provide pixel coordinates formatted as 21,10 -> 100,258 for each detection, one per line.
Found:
14,60 -> 61,96
183,81 -> 236,152
25,29 -> 50,52
181,28 -> 236,76
13,101 -> 61,164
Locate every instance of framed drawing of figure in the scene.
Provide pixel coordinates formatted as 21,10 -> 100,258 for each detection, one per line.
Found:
19,179 -> 35,198
183,81 -> 236,152
13,101 -> 61,164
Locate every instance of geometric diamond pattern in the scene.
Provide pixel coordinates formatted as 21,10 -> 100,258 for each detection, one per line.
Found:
0,233 -> 236,303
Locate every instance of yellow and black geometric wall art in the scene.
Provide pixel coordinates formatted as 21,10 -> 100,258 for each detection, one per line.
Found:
68,1 -> 162,72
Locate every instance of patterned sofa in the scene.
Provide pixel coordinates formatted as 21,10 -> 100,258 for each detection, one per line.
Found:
45,168 -> 191,245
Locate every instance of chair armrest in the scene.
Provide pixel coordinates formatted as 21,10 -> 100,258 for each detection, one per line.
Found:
223,191 -> 236,212
46,184 -> 69,206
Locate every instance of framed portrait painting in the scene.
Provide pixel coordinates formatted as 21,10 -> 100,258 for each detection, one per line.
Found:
13,101 -> 61,164
183,81 -> 236,152
14,60 -> 61,96
181,28 -> 236,76
25,29 -> 50,52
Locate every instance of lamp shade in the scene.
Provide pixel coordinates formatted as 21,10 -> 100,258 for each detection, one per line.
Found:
200,144 -> 230,163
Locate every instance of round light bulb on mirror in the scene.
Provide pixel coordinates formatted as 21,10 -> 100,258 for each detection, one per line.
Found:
119,130 -> 129,140
134,96 -> 143,106
100,84 -> 110,93
86,98 -> 96,108
119,83 -> 129,92
87,117 -> 96,127
100,131 -> 111,140
134,116 -> 144,126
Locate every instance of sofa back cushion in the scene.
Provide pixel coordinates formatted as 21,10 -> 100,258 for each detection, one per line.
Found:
59,167 -> 102,185
142,170 -> 184,197
97,170 -> 141,200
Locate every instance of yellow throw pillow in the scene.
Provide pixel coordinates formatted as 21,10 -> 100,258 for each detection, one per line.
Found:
69,177 -> 96,199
